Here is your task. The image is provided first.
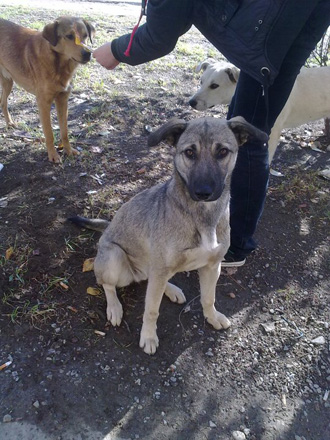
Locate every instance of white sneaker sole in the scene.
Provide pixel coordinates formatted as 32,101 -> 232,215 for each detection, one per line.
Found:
221,258 -> 246,268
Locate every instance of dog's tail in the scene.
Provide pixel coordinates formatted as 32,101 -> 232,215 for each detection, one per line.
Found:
68,216 -> 109,232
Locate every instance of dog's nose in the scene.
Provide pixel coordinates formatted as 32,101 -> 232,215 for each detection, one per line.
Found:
82,50 -> 92,63
189,99 -> 197,109
194,184 -> 213,201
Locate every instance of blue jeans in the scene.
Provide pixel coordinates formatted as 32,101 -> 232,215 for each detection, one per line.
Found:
227,2 -> 330,258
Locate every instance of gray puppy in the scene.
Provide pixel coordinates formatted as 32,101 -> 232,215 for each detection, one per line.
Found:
69,116 -> 267,354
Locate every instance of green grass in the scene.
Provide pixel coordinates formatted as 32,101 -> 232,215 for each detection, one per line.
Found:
272,171 -> 324,203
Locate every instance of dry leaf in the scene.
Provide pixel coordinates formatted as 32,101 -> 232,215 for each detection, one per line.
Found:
87,287 -> 102,296
82,258 -> 94,272
5,247 -> 14,260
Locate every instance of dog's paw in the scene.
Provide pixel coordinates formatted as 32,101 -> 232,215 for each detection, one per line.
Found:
107,302 -> 123,326
165,283 -> 186,304
206,311 -> 231,330
48,151 -> 61,163
66,147 -> 79,156
140,328 -> 159,355
6,121 -> 17,129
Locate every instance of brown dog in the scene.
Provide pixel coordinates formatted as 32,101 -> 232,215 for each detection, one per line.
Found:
0,16 -> 95,163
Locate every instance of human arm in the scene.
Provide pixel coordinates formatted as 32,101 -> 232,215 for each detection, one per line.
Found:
94,0 -> 193,68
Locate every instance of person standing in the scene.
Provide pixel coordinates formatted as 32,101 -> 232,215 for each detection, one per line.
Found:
93,0 -> 330,267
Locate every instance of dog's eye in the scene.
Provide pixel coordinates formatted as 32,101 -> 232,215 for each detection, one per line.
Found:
210,83 -> 219,90
217,148 -> 229,159
66,34 -> 74,40
184,148 -> 196,160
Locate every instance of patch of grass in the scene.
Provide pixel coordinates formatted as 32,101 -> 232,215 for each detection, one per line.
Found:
4,299 -> 56,326
42,276 -> 70,295
27,303 -> 56,327
28,20 -> 44,31
207,48 -> 219,59
0,6 -> 57,26
176,42 -> 205,59
271,171 -> 325,202
1,288 -> 16,306
1,241 -> 33,286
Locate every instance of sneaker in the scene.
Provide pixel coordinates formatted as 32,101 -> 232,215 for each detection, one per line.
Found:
221,251 -> 246,267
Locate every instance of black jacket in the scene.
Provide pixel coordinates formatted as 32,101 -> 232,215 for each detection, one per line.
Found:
111,0 -> 329,85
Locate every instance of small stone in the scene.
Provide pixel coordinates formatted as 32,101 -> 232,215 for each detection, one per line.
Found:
3,414 -> 12,423
311,336 -> 325,345
232,431 -> 246,440
209,421 -> 216,428
260,322 -> 276,334
33,400 -> 40,408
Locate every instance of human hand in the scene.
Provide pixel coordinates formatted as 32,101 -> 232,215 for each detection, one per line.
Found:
93,42 -> 120,70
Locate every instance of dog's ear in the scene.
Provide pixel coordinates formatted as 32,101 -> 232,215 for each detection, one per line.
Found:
83,20 -> 96,44
42,20 -> 59,47
195,58 -> 214,73
225,66 -> 240,84
227,116 -> 268,146
148,119 -> 187,147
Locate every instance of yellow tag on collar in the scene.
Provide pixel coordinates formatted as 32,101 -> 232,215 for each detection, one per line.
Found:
75,33 -> 82,46
74,32 -> 92,52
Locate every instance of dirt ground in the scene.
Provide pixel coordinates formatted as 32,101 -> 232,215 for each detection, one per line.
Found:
0,2 -> 329,440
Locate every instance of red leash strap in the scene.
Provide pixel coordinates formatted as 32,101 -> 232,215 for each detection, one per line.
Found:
124,0 -> 147,57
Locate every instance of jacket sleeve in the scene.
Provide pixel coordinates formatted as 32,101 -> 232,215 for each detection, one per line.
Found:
111,0 -> 193,65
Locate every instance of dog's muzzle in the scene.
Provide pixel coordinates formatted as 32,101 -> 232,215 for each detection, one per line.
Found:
190,182 -> 224,202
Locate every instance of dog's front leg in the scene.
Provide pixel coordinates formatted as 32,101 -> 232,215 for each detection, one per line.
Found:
0,75 -> 16,127
55,91 -> 78,158
140,276 -> 168,355
36,96 -> 60,163
198,263 -> 231,330
103,284 -> 123,326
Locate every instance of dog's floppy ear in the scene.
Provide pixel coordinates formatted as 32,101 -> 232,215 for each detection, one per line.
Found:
227,116 -> 268,146
225,66 -> 240,84
148,118 -> 187,147
195,58 -> 215,73
83,20 -> 96,44
42,20 -> 59,46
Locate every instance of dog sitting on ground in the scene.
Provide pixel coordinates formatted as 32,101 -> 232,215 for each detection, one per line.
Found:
69,116 -> 267,355
189,58 -> 330,163
0,16 -> 95,163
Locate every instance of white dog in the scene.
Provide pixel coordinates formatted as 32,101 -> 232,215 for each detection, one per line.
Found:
189,59 -> 330,163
